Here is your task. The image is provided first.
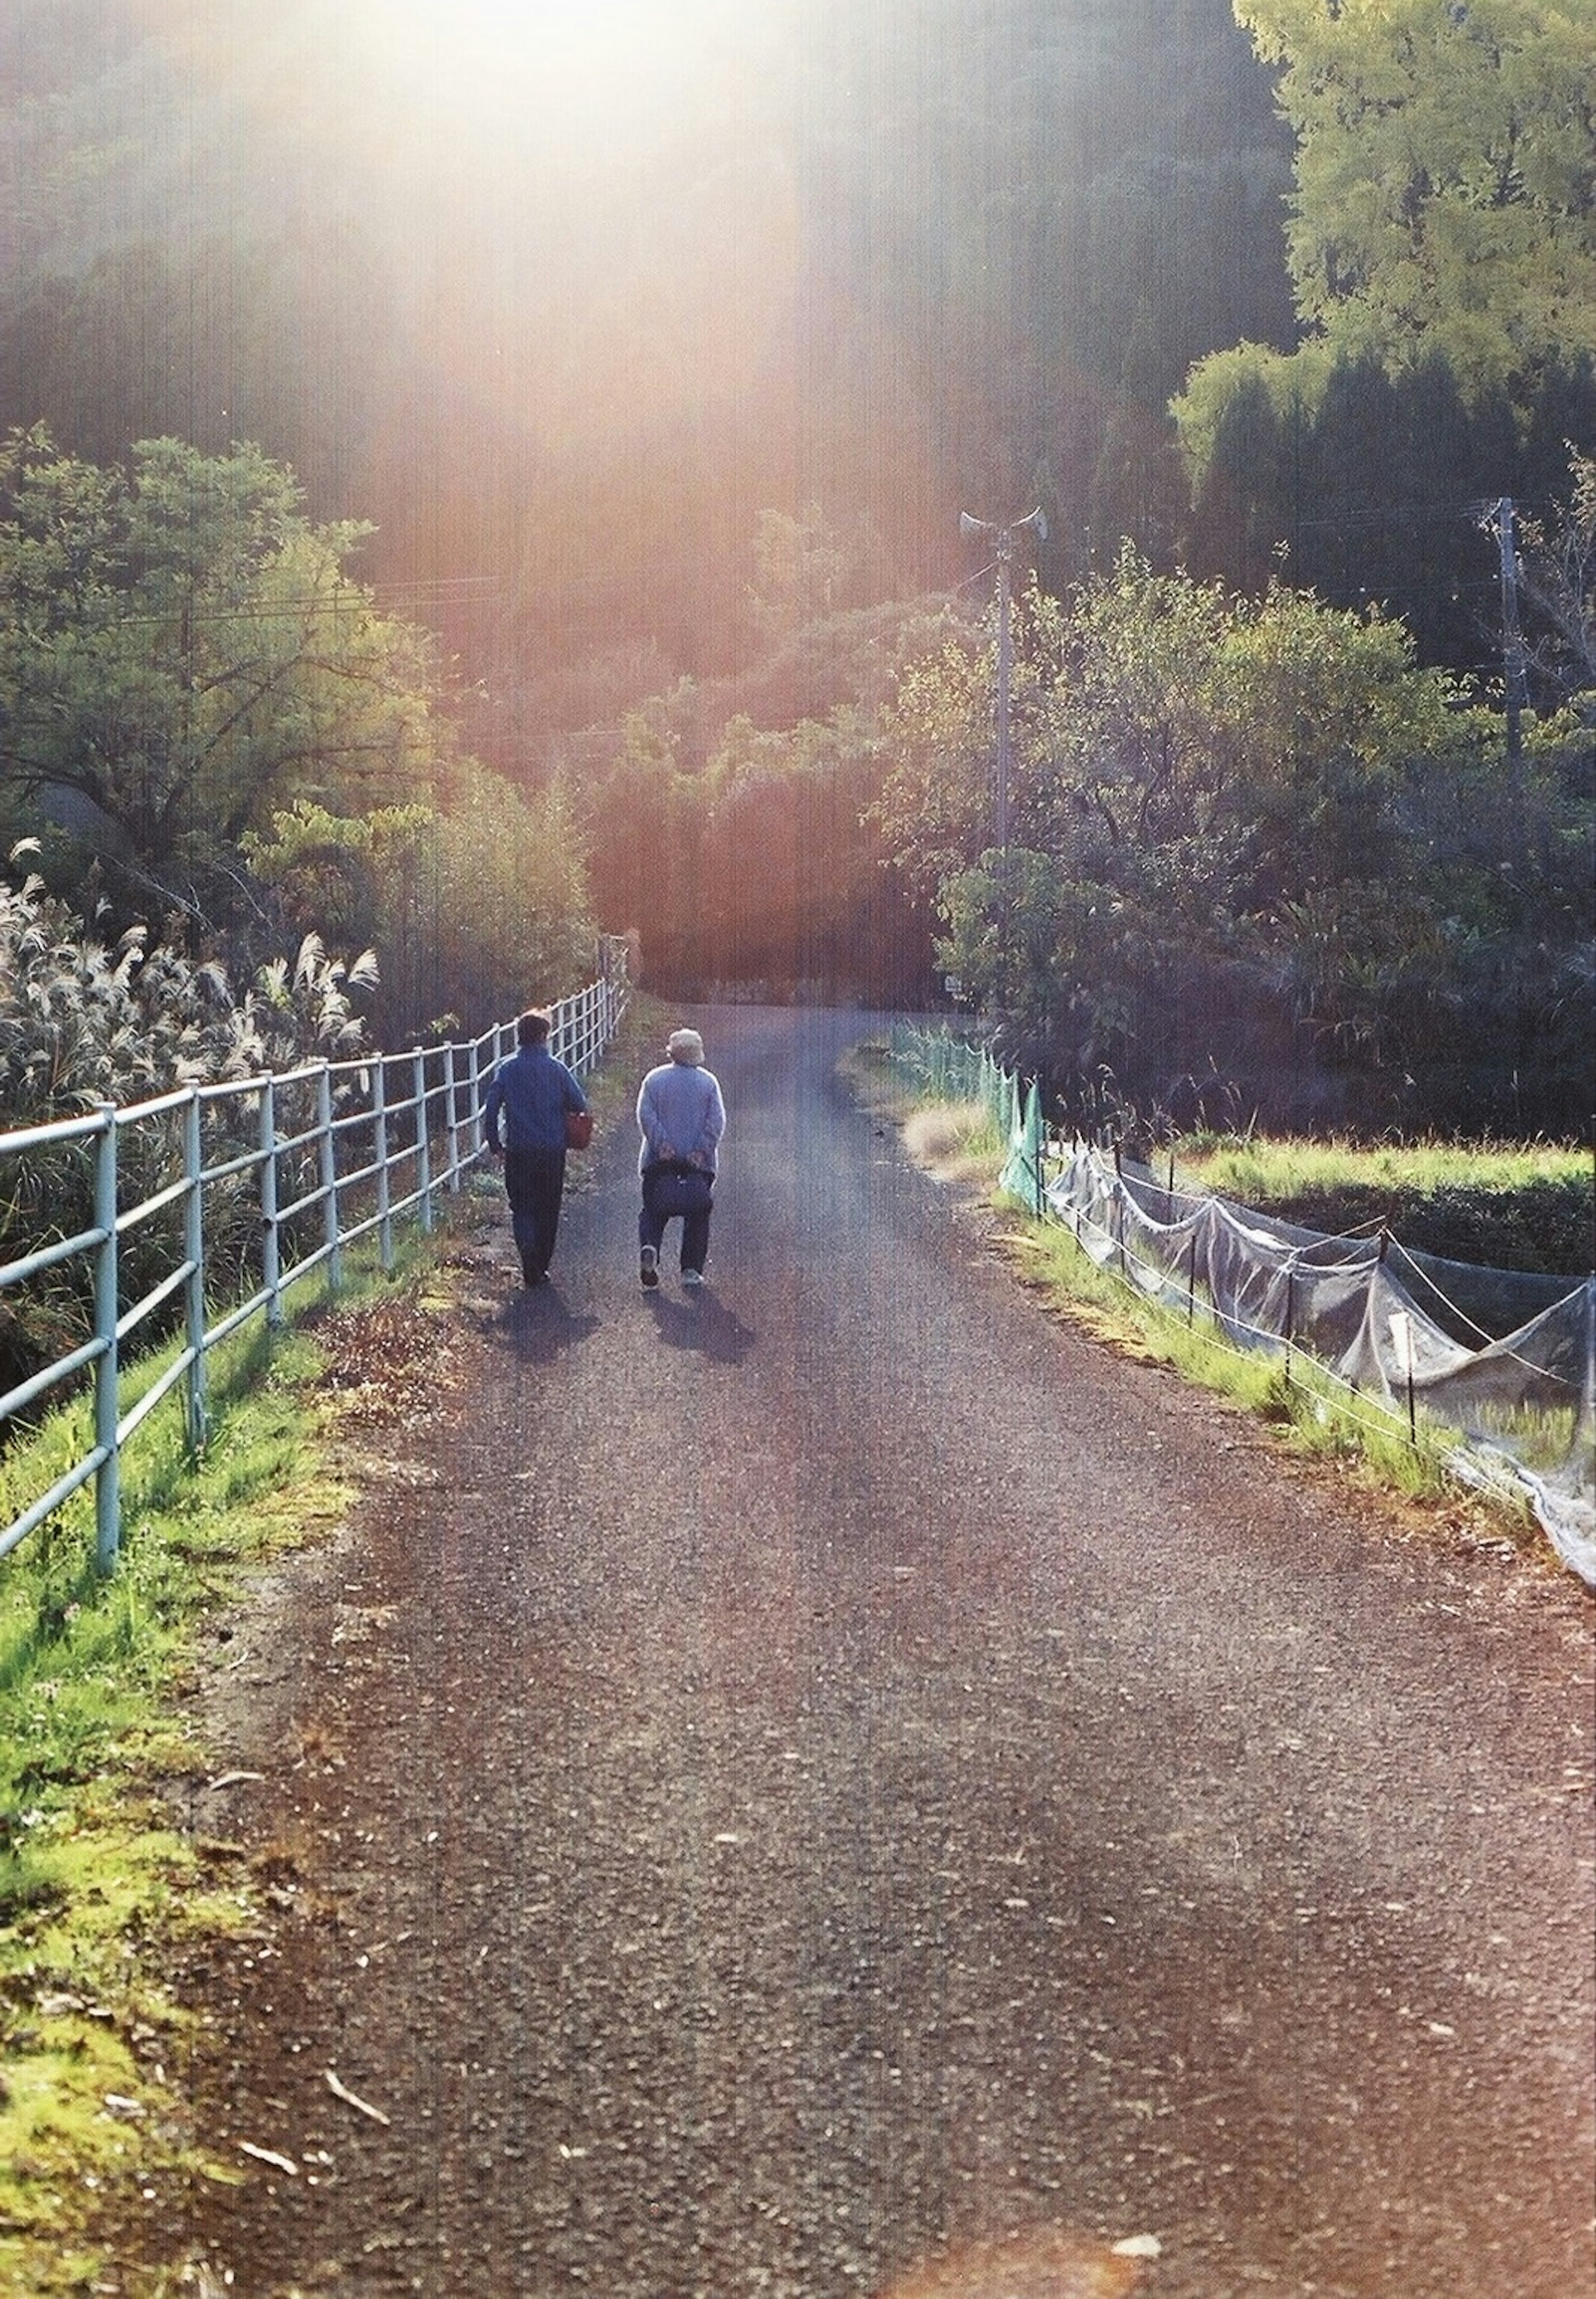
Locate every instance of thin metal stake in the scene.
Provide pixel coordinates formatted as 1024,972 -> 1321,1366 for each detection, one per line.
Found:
444,1042 -> 461,1190
318,1063 -> 342,1294
374,1058 -> 393,1273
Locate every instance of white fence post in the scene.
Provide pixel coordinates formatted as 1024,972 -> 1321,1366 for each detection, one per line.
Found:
414,1048 -> 434,1235
444,1042 -> 461,1192
184,1087 -> 207,1451
318,1062 -> 342,1294
373,1058 -> 393,1273
260,1077 -> 283,1329
93,1108 -> 120,1574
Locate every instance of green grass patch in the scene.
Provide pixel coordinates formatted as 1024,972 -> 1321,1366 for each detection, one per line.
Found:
0,1236 -> 433,2296
1170,1134 -> 1594,1278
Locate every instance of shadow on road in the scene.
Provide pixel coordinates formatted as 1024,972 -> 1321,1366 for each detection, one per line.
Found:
647,1288 -> 756,1363
478,1286 -> 604,1364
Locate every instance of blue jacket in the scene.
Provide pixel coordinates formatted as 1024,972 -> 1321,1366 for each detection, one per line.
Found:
483,1045 -> 587,1155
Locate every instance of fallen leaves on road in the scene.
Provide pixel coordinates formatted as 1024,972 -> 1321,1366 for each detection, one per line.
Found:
315,1292 -> 461,1431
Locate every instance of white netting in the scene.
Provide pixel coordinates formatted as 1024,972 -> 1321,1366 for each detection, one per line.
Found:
890,1022 -> 1594,1581
1043,1144 -> 1595,1588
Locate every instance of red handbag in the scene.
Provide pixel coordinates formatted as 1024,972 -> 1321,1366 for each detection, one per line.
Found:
565,1109 -> 594,1150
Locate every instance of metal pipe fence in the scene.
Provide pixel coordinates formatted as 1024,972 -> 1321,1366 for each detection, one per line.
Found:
1,947 -> 629,1573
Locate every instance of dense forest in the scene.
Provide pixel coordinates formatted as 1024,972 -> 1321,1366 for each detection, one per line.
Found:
1,0 -> 1593,1133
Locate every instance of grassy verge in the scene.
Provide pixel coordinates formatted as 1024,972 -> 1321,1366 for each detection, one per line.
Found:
1170,1134 -> 1594,1278
845,1045 -> 1544,1558
0,1245 -> 429,2295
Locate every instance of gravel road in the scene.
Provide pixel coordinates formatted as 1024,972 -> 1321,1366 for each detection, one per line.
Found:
158,1005 -> 1594,2299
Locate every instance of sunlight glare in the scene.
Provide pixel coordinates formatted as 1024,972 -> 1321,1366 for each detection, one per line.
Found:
360,0 -> 753,157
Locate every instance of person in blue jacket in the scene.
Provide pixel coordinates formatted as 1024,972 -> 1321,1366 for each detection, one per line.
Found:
482,1009 -> 589,1287
635,1026 -> 726,1288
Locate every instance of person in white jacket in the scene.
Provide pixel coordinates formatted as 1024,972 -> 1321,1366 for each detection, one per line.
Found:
635,1028 -> 726,1289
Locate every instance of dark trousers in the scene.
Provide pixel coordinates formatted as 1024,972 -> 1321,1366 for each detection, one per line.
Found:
503,1148 -> 567,1281
639,1165 -> 712,1274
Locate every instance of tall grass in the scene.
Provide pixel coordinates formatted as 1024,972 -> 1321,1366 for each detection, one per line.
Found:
1175,1133 -> 1592,1203
1171,1133 -> 1594,1276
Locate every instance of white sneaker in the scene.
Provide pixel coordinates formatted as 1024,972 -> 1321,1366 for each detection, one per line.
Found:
682,1268 -> 704,1287
640,1245 -> 659,1289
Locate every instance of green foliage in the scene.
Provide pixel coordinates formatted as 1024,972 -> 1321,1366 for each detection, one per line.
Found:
574,581 -> 946,999
0,427 -> 598,1045
1175,348 -> 1596,678
746,504 -> 886,647
870,618 -> 1001,899
0,426 -> 456,926
875,549 -> 1592,1131
243,772 -> 596,1038
1233,0 -> 1596,399
414,764 -> 594,1032
1517,448 -> 1596,712
1172,9 -> 1596,659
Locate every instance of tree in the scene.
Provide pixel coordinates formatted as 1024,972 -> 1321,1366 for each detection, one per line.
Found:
877,551 -> 1487,1114
1187,370 -> 1289,589
1232,0 -> 1596,398
1172,4 -> 1596,652
0,428 -> 456,925
746,506 -> 883,648
244,768 -> 594,1041
870,593 -> 1078,899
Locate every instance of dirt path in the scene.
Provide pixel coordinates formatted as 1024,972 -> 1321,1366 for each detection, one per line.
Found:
147,1008 -> 1591,2298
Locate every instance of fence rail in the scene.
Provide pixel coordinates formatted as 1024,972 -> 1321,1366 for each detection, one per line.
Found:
1,946 -> 630,1573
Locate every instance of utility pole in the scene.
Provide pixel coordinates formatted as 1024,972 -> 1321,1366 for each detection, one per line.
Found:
1496,496 -> 1527,764
960,508 -> 1046,850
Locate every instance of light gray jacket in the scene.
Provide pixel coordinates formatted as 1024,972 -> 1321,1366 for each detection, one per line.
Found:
636,1062 -> 726,1175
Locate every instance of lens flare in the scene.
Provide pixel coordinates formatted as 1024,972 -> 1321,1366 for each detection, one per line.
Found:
354,0 -> 762,158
